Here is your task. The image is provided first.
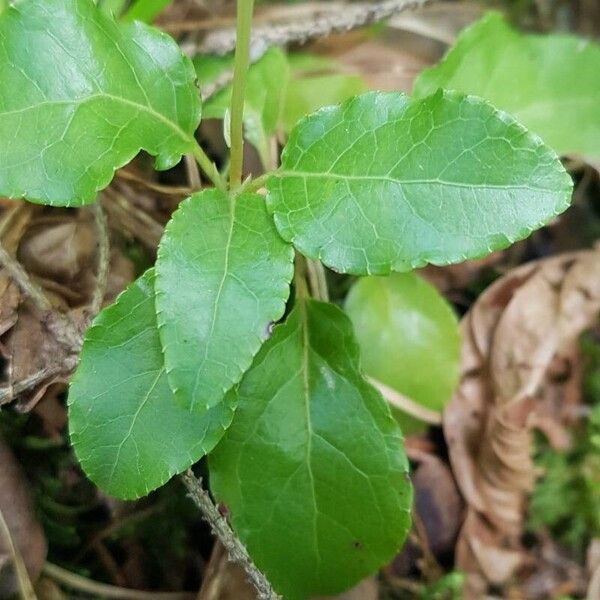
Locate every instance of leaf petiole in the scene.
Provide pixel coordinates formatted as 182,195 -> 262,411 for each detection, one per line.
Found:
190,141 -> 227,192
237,172 -> 270,195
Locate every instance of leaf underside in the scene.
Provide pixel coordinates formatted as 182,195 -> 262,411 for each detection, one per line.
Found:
209,299 -> 412,600
413,12 -> 600,159
0,0 -> 201,206
155,189 -> 294,413
345,272 -> 460,434
266,90 -> 572,276
68,270 -> 235,500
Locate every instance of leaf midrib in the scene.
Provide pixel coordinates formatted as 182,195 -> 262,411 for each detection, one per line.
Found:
0,93 -> 193,144
192,196 -> 236,410
277,170 -> 560,193
298,300 -> 322,570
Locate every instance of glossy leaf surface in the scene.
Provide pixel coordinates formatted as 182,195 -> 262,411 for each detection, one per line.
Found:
209,299 -> 412,600
414,12 -> 600,158
155,189 -> 293,413
0,0 -> 201,206
267,90 -> 572,275
345,272 -> 460,433
69,270 -> 235,499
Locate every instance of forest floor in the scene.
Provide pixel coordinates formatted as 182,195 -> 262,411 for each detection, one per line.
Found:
1,1 -> 600,599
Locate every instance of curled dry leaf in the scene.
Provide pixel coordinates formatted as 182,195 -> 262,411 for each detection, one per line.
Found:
444,248 -> 600,597
0,435 -> 47,596
588,539 -> 600,599
389,449 -> 463,578
0,203 -> 34,336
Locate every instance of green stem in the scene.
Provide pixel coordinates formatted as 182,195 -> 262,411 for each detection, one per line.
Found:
191,142 -> 226,192
294,254 -> 310,302
305,258 -> 329,302
228,0 -> 255,190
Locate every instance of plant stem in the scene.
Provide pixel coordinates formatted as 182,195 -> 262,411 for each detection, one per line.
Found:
180,471 -> 280,600
293,254 -> 309,302
90,202 -> 110,318
305,259 -> 329,302
228,0 -> 255,190
191,142 -> 226,192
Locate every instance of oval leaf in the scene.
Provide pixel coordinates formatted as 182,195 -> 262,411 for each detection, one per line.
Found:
345,272 -> 460,433
155,190 -> 293,413
0,0 -> 201,206
413,12 -> 600,159
68,270 -> 235,499
266,90 -> 572,275
209,299 -> 412,600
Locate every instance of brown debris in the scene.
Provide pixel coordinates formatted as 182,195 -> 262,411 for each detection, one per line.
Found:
0,434 -> 47,596
444,249 -> 600,597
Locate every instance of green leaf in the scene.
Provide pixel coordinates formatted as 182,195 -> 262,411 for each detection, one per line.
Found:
196,48 -> 289,167
413,12 -> 600,158
282,60 -> 367,133
155,189 -> 293,413
125,0 -> 172,22
0,0 -> 201,206
68,270 -> 235,500
345,272 -> 460,434
209,299 -> 412,600
266,90 -> 572,275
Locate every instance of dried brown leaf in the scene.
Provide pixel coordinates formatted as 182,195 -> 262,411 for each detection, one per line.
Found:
444,249 -> 600,595
0,435 -> 47,596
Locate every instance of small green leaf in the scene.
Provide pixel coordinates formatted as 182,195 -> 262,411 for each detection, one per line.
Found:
209,299 -> 412,600
68,270 -> 235,500
413,12 -> 600,158
155,189 -> 293,413
196,48 -> 289,167
125,0 -> 172,22
266,90 -> 572,275
282,68 -> 367,133
345,272 -> 460,434
0,0 -> 201,206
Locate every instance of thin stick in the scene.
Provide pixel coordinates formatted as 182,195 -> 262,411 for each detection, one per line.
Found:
0,364 -> 66,407
0,507 -> 37,600
90,203 -> 110,317
228,0 -> 255,190
43,563 -> 194,600
0,240 -> 52,314
180,471 -> 281,600
116,169 -> 193,196
200,0 -> 431,55
367,376 -> 442,425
